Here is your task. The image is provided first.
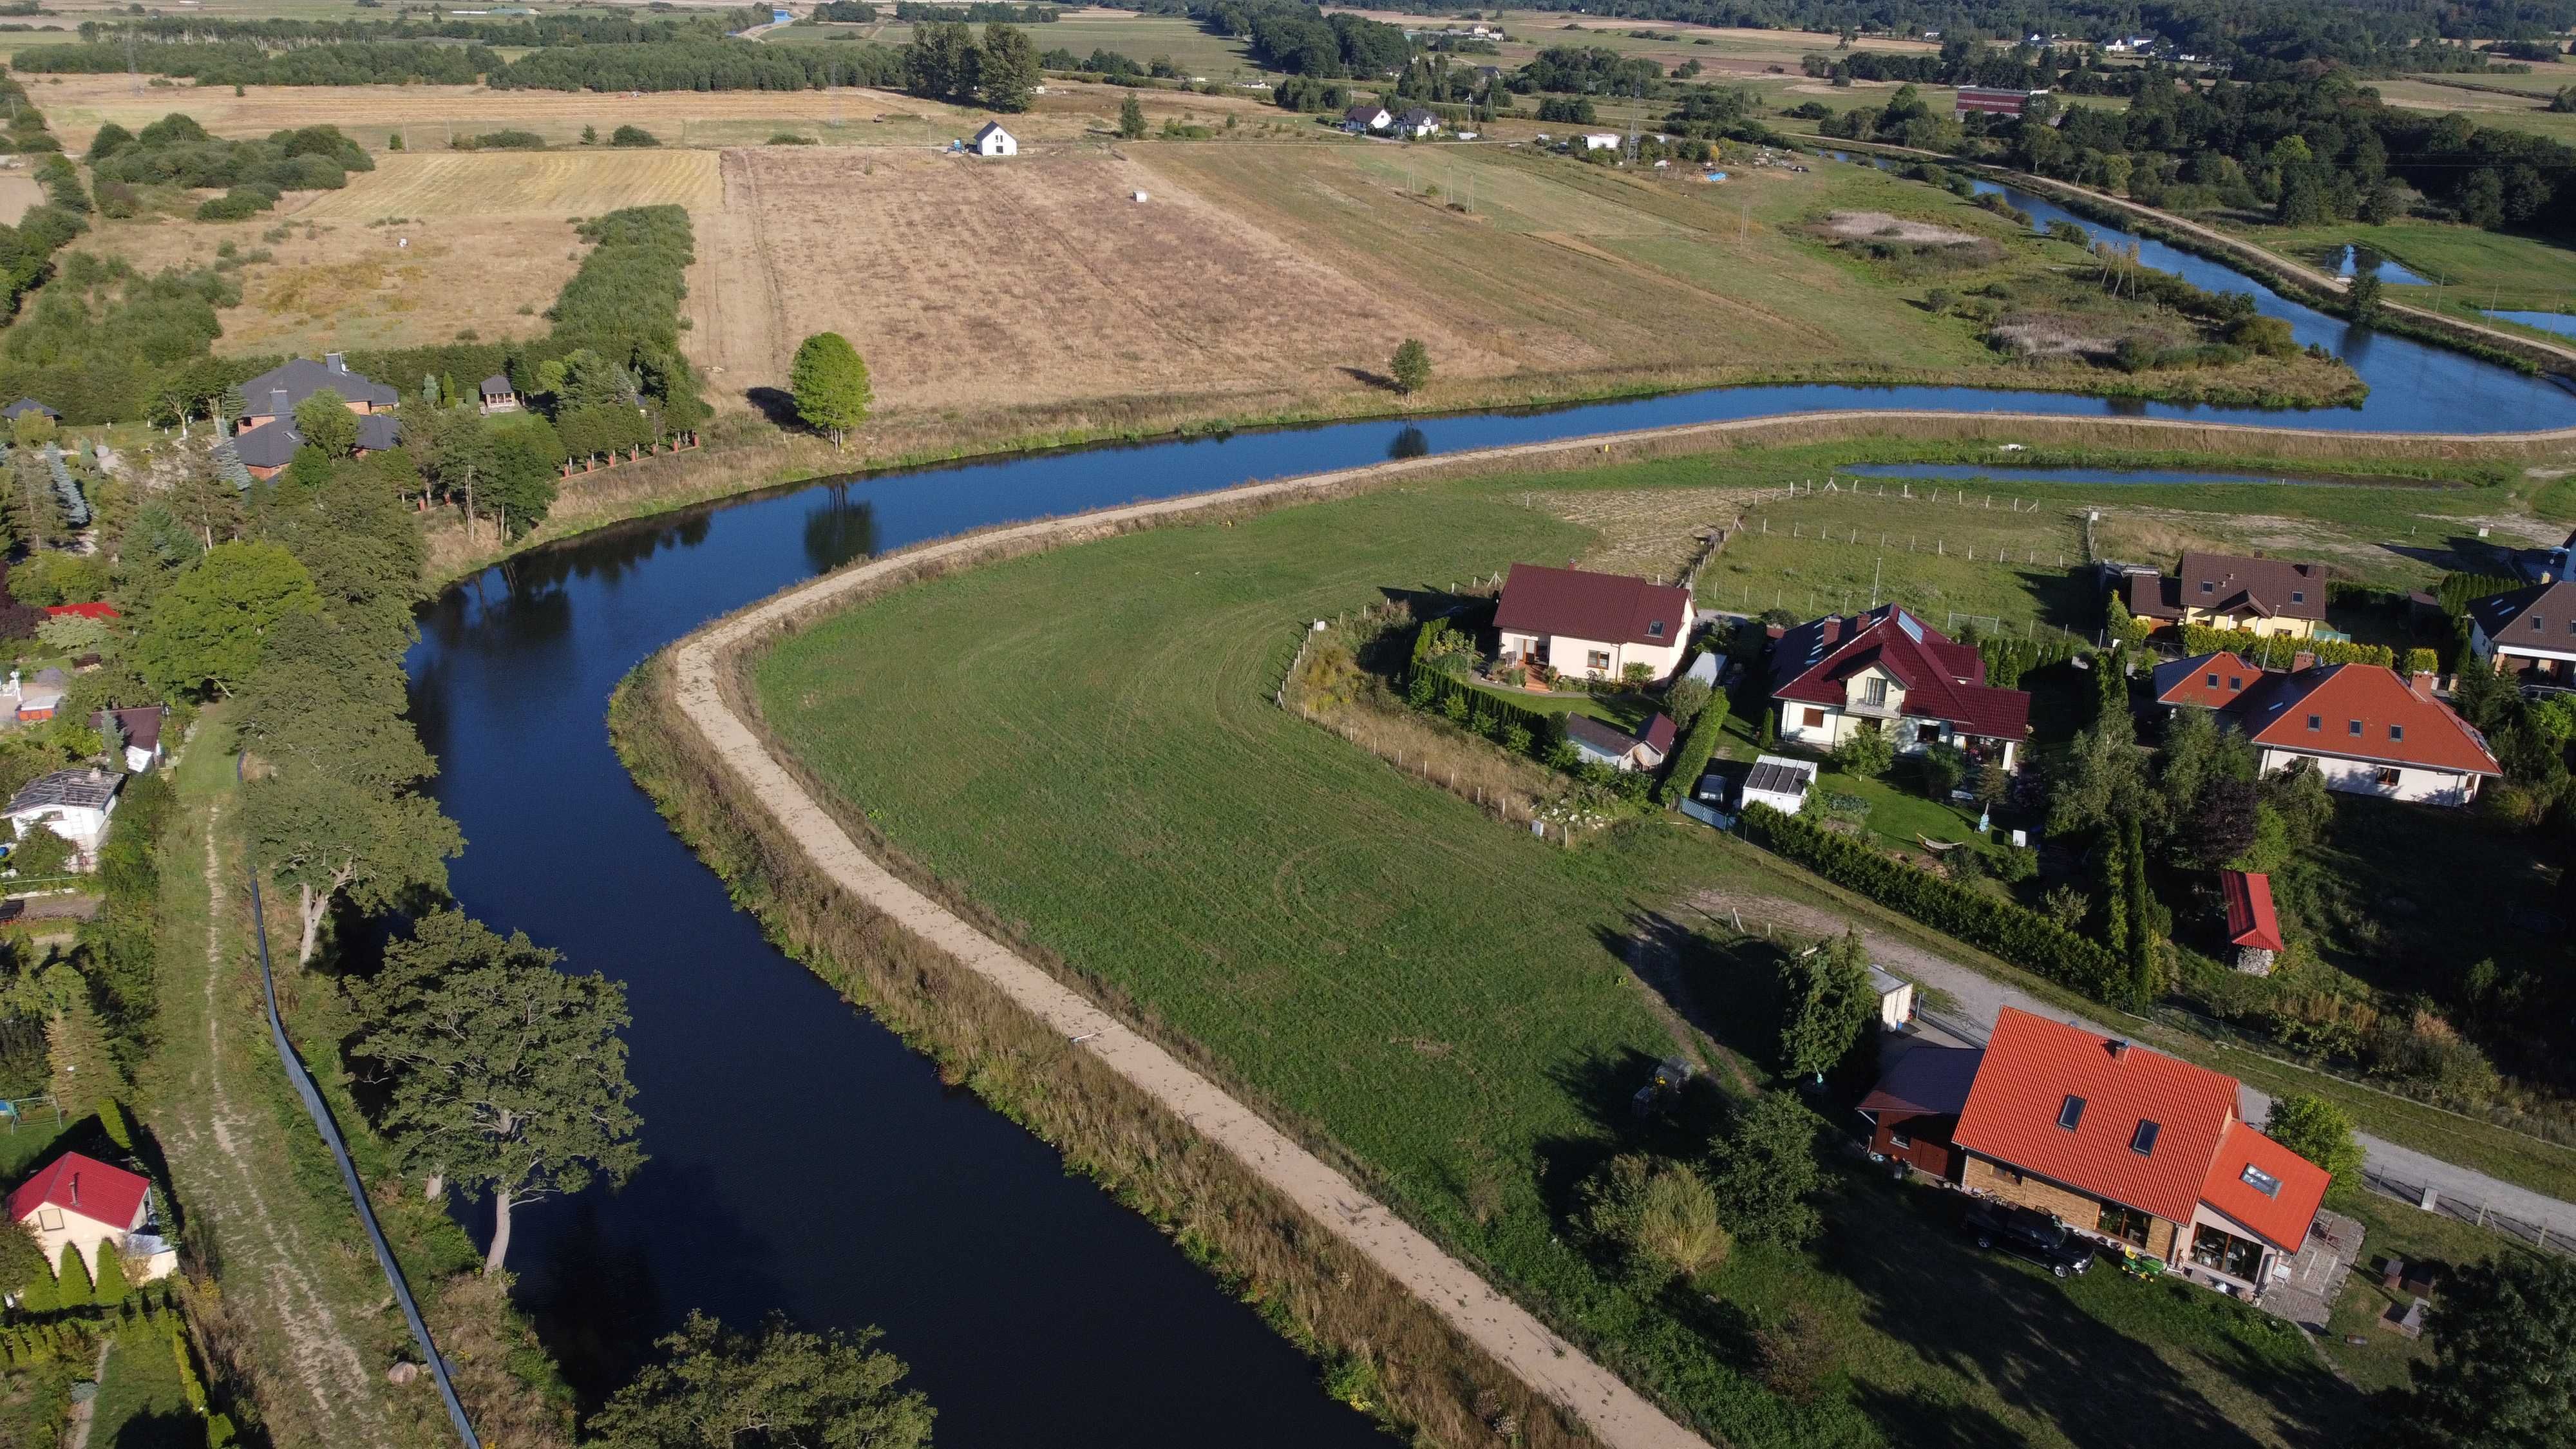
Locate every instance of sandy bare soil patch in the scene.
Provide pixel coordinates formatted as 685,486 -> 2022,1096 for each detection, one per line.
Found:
1826,210 -> 1980,245
2096,506 -> 2562,587
686,145 -> 1488,417
0,171 -> 37,226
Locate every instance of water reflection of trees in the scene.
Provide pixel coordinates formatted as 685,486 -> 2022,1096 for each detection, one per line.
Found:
802,484 -> 878,576
1387,426 -> 1430,460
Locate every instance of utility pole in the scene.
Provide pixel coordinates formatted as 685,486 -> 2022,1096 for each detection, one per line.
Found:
124,21 -> 140,96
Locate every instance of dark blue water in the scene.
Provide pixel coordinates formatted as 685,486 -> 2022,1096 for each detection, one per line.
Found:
2489,308 -> 2576,339
405,160 -> 2576,1448
2334,243 -> 2433,287
1836,462 -> 2401,486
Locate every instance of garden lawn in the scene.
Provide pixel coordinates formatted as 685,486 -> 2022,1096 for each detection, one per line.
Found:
86,1322 -> 199,1449
753,464 -> 2363,1449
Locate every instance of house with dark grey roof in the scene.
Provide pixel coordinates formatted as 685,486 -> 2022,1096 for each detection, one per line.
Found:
1342,102 -> 1393,133
1563,712 -> 1676,772
3,766 -> 123,862
1493,562 -> 1692,683
478,374 -> 520,414
94,706 -> 169,773
0,398 -> 56,422
231,411 -> 402,480
2125,551 -> 2330,641
2467,579 -> 2576,685
232,353 -> 401,435
1395,106 -> 1441,138
1768,605 -> 2031,772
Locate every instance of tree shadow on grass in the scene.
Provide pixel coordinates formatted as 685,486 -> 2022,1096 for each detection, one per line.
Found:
111,1409 -> 206,1449
1823,1169 -> 2356,1449
744,385 -> 804,429
1340,365 -> 1399,392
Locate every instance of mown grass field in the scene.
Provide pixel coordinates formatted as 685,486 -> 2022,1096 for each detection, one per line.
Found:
751,444 -> 2402,1449
2240,216 -> 2576,308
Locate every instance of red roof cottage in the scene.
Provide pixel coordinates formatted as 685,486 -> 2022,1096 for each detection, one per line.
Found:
1492,564 -> 1692,683
1767,605 -> 2031,772
6,1150 -> 175,1286
2152,656 -> 2499,808
2221,869 -> 2283,976
1872,1009 -> 2330,1301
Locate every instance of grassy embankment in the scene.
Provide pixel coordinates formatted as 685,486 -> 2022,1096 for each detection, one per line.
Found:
145,713 -> 574,1449
620,441 -> 2576,1448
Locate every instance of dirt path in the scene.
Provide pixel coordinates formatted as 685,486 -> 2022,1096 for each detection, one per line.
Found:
153,804 -> 398,1449
672,467 -> 1726,1449
61,1338 -> 110,1449
685,151 -> 793,402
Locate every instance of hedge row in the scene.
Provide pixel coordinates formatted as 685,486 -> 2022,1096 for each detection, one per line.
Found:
2177,623 -> 2394,668
1654,692 -> 1730,805
1406,668 -> 1567,755
1737,802 -> 2127,999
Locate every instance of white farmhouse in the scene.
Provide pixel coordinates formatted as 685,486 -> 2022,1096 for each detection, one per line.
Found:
7,1151 -> 175,1287
972,122 -> 1018,157
1768,605 -> 2031,772
1493,563 -> 1691,683
1580,132 -> 1621,151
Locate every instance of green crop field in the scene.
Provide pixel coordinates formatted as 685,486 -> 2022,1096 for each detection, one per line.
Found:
751,442 -> 2440,1449
2239,218 -> 2576,308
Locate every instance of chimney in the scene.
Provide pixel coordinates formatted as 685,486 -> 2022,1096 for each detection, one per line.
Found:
270,388 -> 289,416
2412,670 -> 2439,697
2107,1039 -> 2129,1060
68,1172 -> 79,1209
2291,651 -> 2316,673
325,352 -> 345,373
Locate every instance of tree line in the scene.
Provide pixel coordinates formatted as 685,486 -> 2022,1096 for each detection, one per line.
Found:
488,38 -> 905,91
902,21 -> 1041,109
71,10 -> 752,45
17,39 -> 498,84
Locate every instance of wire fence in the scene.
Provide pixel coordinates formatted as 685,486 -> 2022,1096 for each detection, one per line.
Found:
2362,1165 -> 2576,1258
234,758 -> 480,1449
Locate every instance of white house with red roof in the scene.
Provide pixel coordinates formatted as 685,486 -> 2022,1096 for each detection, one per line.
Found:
6,1150 -> 173,1284
1492,564 -> 1692,684
1870,1009 -> 2331,1301
1766,605 -> 2031,771
2152,656 -> 2499,806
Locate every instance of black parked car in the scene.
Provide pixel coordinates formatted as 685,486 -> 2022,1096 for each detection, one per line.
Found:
1964,1199 -> 2094,1278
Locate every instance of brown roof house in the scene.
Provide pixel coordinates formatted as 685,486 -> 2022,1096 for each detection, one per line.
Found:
1492,564 -> 1692,683
1768,605 -> 2032,772
1888,1009 -> 2332,1303
2467,580 -> 2576,687
1564,712 -> 1677,772
2125,551 -> 2331,641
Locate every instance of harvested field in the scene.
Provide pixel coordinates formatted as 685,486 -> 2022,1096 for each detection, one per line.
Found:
685,144 -> 1491,415
1824,210 -> 1980,244
293,149 -> 721,220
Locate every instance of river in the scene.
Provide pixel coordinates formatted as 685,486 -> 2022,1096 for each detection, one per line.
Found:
403,170 -> 2576,1446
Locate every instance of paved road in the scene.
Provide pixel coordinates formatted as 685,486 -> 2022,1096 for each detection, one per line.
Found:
1690,889 -> 2576,1244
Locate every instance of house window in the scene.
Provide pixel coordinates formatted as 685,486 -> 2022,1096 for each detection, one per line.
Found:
1802,707 -> 1826,729
1586,650 -> 1611,672
2058,1095 -> 2087,1130
2205,673 -> 2219,688
1888,1127 -> 1912,1150
2348,719 -> 2363,737
2190,1223 -> 2266,1282
2306,715 -> 2320,731
2389,724 -> 2404,742
35,1208 -> 61,1232
2131,1121 -> 2161,1156
2376,766 -> 2401,787
2290,591 -> 2304,605
2535,615 -> 2548,631
2098,1202 -> 2154,1247
1862,677 -> 1889,707
2241,1164 -> 2282,1197
2227,676 -> 2242,690
2200,580 -> 2215,594
1647,620 -> 1666,638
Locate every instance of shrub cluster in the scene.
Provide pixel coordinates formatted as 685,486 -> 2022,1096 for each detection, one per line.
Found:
449,129 -> 547,151
491,38 -> 903,91
19,39 -> 495,85
1655,685 -> 1731,804
93,115 -> 371,195
2177,623 -> 2395,668
1737,802 -> 2127,998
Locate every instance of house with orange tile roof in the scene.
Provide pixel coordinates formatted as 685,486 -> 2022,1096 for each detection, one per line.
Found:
2150,658 -> 2499,808
1868,1009 -> 2330,1300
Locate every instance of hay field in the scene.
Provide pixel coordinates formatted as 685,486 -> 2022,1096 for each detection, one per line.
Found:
71,150 -> 719,355
31,73 -> 934,153
685,144 -> 1493,417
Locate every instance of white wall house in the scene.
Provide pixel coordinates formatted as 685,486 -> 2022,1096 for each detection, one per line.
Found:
972,122 -> 1018,156
2226,663 -> 2499,808
7,1152 -> 175,1286
4,768 -> 122,864
1492,563 -> 1691,683
1580,132 -> 1620,151
2468,580 -> 2576,686
1769,607 -> 2031,773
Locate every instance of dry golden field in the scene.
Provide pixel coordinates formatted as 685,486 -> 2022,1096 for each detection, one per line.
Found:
0,171 -> 39,227
685,145 -> 1492,421
294,148 -> 721,219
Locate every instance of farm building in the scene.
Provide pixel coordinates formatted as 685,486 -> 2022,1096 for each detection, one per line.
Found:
1493,563 -> 1692,683
1955,87 -> 2047,118
972,122 -> 1018,157
1768,605 -> 2031,772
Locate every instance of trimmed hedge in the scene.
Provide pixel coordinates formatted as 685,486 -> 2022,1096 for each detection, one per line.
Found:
2178,623 -> 2393,668
1655,692 -> 1730,804
1738,802 -> 2126,999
